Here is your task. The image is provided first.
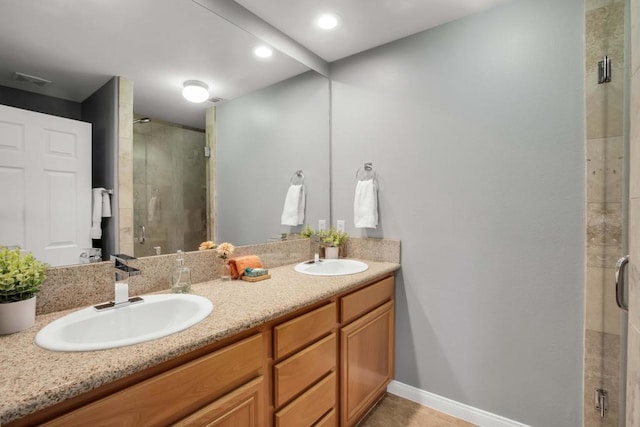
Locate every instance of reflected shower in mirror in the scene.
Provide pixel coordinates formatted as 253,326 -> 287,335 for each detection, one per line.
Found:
132,117 -> 207,258
0,1 -> 331,266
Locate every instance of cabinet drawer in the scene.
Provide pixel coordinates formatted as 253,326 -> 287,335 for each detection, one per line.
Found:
341,276 -> 393,324
275,372 -> 336,427
274,302 -> 336,360
174,376 -> 263,427
45,334 -> 264,427
314,408 -> 336,427
274,333 -> 336,407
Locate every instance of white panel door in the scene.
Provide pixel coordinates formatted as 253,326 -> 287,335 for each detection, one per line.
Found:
0,105 -> 91,266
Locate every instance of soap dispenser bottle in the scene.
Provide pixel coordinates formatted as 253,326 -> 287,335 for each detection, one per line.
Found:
171,250 -> 191,293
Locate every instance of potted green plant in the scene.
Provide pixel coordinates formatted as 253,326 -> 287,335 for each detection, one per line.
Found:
319,228 -> 349,259
0,246 -> 47,334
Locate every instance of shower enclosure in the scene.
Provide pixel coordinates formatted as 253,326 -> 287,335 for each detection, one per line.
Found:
132,117 -> 207,257
583,0 -> 629,426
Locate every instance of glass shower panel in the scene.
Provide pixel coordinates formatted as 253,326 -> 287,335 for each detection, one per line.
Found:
133,118 -> 207,258
584,0 -> 627,426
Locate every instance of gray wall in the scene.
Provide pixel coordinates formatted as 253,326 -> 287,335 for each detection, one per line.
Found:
330,0 -> 585,425
0,85 -> 82,120
216,71 -> 330,245
82,78 -> 119,259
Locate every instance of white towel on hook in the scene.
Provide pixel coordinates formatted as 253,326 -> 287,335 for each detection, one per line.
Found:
281,184 -> 305,226
91,188 -> 105,239
354,180 -> 378,228
102,191 -> 112,217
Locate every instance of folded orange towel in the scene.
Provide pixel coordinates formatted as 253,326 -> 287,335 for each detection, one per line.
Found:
228,255 -> 264,279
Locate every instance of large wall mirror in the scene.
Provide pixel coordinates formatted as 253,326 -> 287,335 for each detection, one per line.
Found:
0,0 -> 330,266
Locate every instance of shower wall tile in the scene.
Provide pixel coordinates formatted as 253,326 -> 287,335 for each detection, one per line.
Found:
628,323 -> 640,426
632,0 -> 640,74
206,107 -> 216,242
586,68 -> 625,139
585,0 -> 624,13
627,3 -> 640,426
631,72 -> 640,198
585,1 -> 625,74
630,198 -> 640,269
586,203 -> 623,246
132,134 -> 148,161
118,208 -> 134,256
119,78 -> 133,110
586,137 -> 624,203
584,329 -> 621,427
587,244 -> 623,269
118,77 -> 134,255
586,267 -> 621,335
629,262 -> 640,330
118,141 -> 134,211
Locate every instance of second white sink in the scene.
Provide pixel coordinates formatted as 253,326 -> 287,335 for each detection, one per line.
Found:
294,259 -> 368,276
35,294 -> 213,352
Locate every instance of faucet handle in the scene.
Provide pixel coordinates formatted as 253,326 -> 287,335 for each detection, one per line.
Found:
110,254 -> 141,278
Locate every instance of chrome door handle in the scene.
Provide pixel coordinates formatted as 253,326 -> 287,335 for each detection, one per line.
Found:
138,225 -> 146,244
615,255 -> 629,312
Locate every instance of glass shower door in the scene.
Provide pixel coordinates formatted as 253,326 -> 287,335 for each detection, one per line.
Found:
133,118 -> 207,257
584,0 -> 629,425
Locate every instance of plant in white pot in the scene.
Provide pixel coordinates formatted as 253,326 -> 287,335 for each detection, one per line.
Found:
319,228 -> 349,259
0,246 -> 47,334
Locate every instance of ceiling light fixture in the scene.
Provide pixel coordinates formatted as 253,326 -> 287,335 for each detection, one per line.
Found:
182,80 -> 209,103
316,14 -> 338,30
254,46 -> 273,58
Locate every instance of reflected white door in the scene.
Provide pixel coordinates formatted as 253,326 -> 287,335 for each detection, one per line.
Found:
0,104 -> 91,266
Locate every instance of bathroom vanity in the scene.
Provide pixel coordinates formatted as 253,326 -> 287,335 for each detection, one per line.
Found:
1,260 -> 399,426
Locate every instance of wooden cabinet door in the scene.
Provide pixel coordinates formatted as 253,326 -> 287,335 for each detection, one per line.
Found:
340,301 -> 394,427
174,376 -> 264,427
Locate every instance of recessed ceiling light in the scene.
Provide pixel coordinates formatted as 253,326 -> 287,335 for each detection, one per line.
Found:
254,46 -> 273,58
316,14 -> 338,30
182,80 -> 209,103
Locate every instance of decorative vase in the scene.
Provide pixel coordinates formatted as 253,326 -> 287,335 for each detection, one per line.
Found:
325,246 -> 340,259
221,260 -> 231,281
0,296 -> 36,335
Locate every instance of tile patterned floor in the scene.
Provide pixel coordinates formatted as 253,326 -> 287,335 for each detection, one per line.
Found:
359,393 -> 476,427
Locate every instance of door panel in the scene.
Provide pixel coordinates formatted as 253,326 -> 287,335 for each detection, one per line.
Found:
0,104 -> 91,266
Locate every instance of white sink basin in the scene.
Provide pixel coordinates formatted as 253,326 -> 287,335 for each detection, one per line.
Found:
294,259 -> 368,276
35,294 -> 213,352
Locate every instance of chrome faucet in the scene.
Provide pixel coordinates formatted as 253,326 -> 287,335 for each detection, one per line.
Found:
94,254 -> 143,310
111,253 -> 141,282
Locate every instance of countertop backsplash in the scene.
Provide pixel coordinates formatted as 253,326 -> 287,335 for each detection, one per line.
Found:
35,237 -> 400,315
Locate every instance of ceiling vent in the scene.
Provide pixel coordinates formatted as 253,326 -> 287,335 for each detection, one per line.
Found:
207,97 -> 224,103
12,72 -> 52,87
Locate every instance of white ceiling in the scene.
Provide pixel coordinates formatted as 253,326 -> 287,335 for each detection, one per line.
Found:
236,0 -> 513,62
0,0 -> 512,129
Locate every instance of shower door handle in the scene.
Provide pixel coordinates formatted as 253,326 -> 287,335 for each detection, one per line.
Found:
138,225 -> 146,244
615,255 -> 629,312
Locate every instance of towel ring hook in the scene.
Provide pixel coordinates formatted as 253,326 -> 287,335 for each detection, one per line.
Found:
290,170 -> 304,185
356,162 -> 375,181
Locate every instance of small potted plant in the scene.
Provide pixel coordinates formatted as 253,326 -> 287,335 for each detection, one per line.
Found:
320,228 -> 349,259
0,246 -> 47,334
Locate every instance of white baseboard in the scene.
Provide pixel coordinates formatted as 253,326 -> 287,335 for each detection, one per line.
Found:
387,381 -> 530,427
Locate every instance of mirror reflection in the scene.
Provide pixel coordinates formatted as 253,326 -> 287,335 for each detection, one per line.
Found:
0,1 -> 330,267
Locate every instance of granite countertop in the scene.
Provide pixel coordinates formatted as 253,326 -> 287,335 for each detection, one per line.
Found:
0,259 -> 400,425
